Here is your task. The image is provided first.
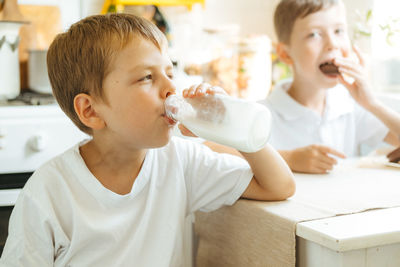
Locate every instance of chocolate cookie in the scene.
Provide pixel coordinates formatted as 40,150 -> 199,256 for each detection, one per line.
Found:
387,147 -> 400,163
320,62 -> 339,75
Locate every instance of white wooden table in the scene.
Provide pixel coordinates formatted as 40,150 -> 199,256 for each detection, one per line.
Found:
296,207 -> 400,267
195,156 -> 400,267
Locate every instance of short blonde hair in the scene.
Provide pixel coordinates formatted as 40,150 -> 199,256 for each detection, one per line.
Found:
47,13 -> 167,134
274,0 -> 339,44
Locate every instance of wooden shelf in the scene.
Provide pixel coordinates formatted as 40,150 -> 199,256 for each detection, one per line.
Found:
102,0 -> 205,13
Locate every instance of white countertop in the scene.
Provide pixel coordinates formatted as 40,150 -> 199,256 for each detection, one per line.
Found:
296,206 -> 400,252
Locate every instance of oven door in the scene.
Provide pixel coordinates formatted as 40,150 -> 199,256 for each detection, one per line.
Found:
0,172 -> 31,255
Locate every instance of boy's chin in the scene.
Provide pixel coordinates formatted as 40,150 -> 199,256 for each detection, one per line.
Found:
158,131 -> 174,147
320,74 -> 340,87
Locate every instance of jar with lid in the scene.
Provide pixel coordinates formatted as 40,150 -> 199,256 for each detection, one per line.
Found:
183,24 -> 240,96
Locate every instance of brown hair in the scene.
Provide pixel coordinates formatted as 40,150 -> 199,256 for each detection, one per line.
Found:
274,0 -> 339,44
47,13 -> 167,134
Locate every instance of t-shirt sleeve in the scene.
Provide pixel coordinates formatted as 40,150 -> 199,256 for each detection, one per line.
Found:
0,192 -> 54,266
176,139 -> 253,213
354,103 -> 389,148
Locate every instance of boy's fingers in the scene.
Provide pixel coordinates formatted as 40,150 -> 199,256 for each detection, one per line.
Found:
338,67 -> 362,84
195,84 -> 210,96
335,59 -> 363,77
188,84 -> 199,91
338,74 -> 354,89
317,145 -> 346,158
178,124 -> 197,137
311,166 -> 331,174
387,147 -> 400,162
184,84 -> 206,98
353,44 -> 365,66
319,153 -> 338,166
316,160 -> 334,172
206,85 -> 227,95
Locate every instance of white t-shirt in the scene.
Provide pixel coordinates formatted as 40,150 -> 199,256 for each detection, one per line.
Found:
259,80 -> 388,157
1,137 -> 253,267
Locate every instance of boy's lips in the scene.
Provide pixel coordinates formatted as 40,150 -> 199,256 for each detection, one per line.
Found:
163,114 -> 177,126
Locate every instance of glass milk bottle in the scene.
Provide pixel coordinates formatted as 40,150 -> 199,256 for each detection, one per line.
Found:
165,94 -> 271,153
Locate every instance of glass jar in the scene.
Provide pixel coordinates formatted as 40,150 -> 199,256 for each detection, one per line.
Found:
183,24 -> 240,96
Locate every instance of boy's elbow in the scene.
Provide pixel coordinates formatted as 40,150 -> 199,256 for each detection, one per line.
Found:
282,178 -> 296,199
272,175 -> 296,200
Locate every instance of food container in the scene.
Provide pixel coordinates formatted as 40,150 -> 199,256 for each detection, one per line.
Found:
28,49 -> 52,94
0,20 -> 25,100
184,25 -> 240,96
183,28 -> 272,100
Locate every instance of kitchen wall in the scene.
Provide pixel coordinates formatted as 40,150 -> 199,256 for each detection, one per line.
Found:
18,0 -> 372,42
18,0 -> 398,92
77,0 -> 370,41
18,0 -> 81,30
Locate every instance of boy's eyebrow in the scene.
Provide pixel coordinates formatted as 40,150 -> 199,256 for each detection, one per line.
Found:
127,63 -> 173,73
306,22 -> 346,28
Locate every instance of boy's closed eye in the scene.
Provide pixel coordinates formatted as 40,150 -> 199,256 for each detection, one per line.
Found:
138,74 -> 153,82
138,72 -> 174,82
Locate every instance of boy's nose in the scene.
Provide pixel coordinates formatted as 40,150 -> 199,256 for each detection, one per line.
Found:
160,76 -> 176,99
325,33 -> 339,50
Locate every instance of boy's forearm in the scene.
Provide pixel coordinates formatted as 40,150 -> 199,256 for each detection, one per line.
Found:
367,100 -> 400,137
278,150 -> 292,168
241,144 -> 295,199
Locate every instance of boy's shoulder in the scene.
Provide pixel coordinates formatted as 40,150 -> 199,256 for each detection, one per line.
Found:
23,141 -> 84,196
157,136 -> 209,165
263,80 -> 356,120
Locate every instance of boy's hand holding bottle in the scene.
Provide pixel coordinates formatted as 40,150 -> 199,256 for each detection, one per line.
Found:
166,83 -> 272,153
175,83 -> 226,137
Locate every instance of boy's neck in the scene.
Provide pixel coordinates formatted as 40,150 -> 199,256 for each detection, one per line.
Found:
287,78 -> 327,115
79,138 -> 147,195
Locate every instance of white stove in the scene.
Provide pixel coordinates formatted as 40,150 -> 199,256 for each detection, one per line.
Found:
0,104 -> 87,174
0,92 -> 87,199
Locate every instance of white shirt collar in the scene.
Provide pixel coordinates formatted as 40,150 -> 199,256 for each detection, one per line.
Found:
267,79 -> 354,121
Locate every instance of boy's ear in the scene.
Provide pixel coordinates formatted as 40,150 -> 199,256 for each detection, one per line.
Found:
74,93 -> 105,130
276,43 -> 293,65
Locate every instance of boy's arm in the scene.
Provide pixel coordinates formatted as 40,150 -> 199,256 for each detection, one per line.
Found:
364,101 -> 400,146
203,141 -> 295,201
180,84 -> 295,201
334,46 -> 400,146
240,144 -> 295,201
1,193 -> 54,266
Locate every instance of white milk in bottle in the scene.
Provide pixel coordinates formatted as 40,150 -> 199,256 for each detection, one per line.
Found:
165,94 -> 271,153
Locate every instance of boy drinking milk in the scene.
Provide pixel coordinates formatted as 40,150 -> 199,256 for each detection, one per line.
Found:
0,14 -> 294,266
260,0 -> 400,173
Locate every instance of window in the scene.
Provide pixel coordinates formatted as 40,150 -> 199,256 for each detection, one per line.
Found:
371,0 -> 400,92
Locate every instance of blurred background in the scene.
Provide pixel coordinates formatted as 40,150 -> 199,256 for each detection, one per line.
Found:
0,0 -> 399,102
